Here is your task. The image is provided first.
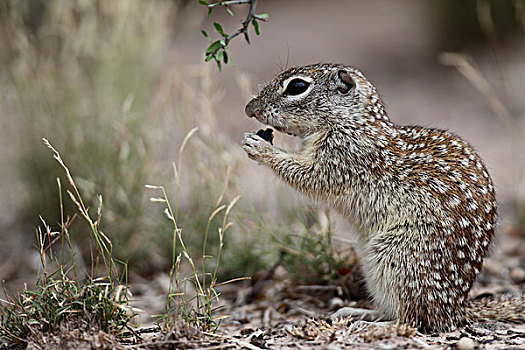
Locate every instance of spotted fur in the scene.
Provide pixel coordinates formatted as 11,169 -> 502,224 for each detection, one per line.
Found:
243,63 -> 524,332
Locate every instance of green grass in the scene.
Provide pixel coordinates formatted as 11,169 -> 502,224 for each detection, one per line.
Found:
0,271 -> 132,345
147,128 -> 245,332
0,131 -> 258,346
0,140 -> 134,347
272,208 -> 356,285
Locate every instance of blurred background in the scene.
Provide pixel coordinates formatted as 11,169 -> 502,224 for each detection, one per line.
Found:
1,0 -> 524,314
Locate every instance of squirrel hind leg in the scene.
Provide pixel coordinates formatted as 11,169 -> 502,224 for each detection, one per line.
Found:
329,306 -> 392,322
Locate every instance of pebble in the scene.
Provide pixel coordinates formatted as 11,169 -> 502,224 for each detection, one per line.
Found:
329,297 -> 344,310
457,337 -> 475,350
510,267 -> 525,283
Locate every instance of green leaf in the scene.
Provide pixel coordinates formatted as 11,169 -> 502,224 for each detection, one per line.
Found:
201,30 -> 208,38
215,59 -> 222,72
223,50 -> 228,64
198,0 -> 209,5
205,55 -> 213,62
252,18 -> 260,35
214,22 -> 226,37
258,13 -> 269,19
226,7 -> 234,16
205,40 -> 222,54
208,8 -> 212,17
216,49 -> 224,62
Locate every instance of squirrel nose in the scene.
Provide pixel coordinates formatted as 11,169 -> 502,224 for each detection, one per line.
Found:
245,98 -> 259,118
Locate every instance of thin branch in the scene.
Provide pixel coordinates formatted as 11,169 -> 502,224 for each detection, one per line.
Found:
208,0 -> 252,7
207,0 -> 265,58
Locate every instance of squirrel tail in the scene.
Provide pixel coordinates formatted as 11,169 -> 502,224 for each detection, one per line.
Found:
466,294 -> 525,323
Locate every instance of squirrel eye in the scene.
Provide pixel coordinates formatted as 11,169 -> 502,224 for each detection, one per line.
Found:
283,78 -> 310,96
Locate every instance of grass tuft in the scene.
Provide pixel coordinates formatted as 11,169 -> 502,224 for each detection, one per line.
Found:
0,270 -> 132,346
0,139 -> 134,347
273,208 -> 357,285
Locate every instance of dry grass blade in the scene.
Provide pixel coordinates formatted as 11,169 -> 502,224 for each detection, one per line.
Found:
179,127 -> 199,158
215,167 -> 231,207
214,276 -> 251,287
439,52 -> 521,138
42,138 -> 119,282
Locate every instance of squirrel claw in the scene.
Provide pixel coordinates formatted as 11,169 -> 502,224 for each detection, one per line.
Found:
242,132 -> 273,161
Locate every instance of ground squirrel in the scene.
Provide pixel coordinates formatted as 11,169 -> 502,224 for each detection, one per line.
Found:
242,63 -> 525,332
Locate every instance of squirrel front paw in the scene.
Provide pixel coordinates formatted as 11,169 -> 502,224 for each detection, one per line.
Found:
242,132 -> 274,162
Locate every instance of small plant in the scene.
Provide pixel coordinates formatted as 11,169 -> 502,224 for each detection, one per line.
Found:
0,139 -> 134,347
148,128 -> 245,332
199,0 -> 268,70
0,271 -> 132,346
273,208 -> 356,285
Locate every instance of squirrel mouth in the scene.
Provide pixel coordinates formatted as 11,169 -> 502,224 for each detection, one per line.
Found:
254,126 -> 298,145
245,100 -> 301,138
259,115 -> 302,137
250,115 -> 300,138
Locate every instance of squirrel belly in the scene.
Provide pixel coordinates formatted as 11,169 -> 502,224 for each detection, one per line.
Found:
242,63 -> 523,332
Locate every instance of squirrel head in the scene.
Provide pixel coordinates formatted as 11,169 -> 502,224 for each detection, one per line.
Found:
245,63 -> 388,138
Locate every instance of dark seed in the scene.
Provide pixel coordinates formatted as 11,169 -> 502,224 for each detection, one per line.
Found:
256,128 -> 274,144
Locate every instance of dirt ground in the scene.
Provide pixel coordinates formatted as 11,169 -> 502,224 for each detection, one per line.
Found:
117,224 -> 523,350
16,243 -> 525,350
21,253 -> 525,349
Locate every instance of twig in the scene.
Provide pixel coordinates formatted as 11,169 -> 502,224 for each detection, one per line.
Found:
231,338 -> 266,350
412,337 -> 431,348
121,326 -> 160,337
208,0 -> 265,58
208,0 -> 252,7
296,285 -> 339,292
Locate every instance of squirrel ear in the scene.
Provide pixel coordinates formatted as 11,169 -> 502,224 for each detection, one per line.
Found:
336,69 -> 355,94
